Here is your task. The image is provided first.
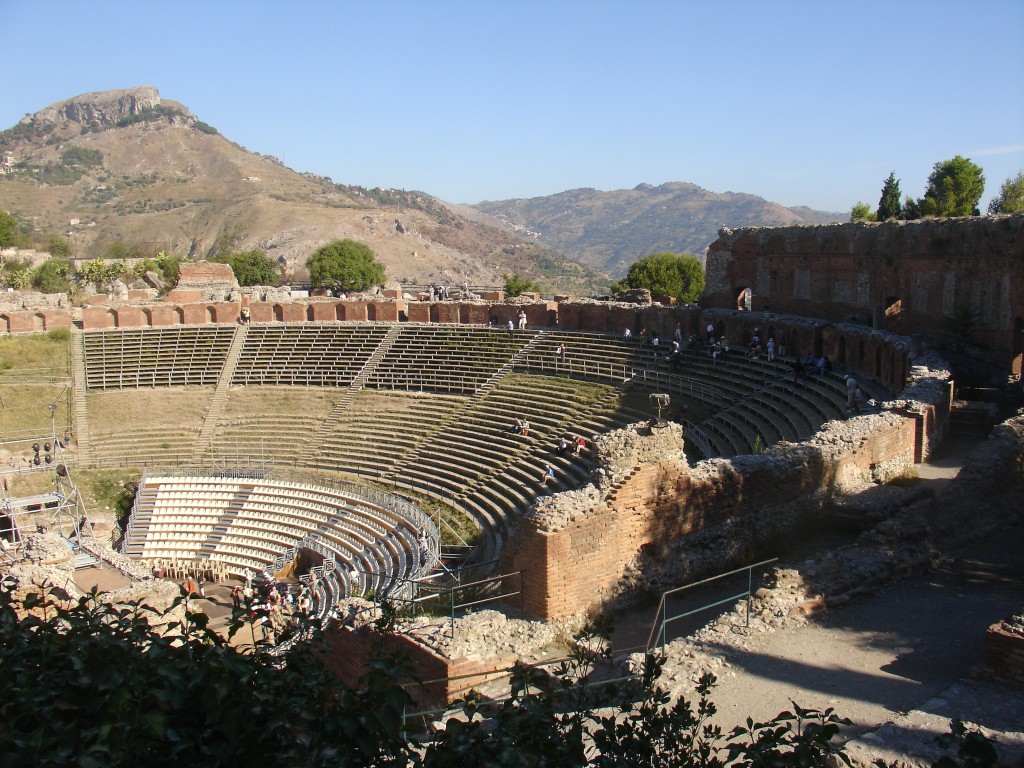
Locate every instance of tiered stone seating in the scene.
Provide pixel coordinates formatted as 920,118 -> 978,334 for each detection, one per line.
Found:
364,325 -> 529,393
89,427 -> 201,467
123,476 -> 433,595
308,391 -> 466,478
381,375 -> 626,563
232,324 -> 391,386
80,323 -> 894,571
82,327 -> 236,389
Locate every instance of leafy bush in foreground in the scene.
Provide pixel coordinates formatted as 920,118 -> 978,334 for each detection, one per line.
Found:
1,581 -> 994,767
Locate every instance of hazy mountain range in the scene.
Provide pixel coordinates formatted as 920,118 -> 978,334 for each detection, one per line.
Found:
1,86 -> 842,291
463,183 -> 843,275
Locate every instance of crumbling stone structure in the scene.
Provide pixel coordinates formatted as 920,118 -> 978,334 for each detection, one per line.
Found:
507,401 -> 934,620
703,215 -> 1024,374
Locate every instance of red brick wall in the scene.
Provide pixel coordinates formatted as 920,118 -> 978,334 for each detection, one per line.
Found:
82,306 -> 116,329
114,306 -> 147,328
323,625 -> 517,708
704,216 -> 1024,373
516,416 -> 919,620
985,624 -> 1024,688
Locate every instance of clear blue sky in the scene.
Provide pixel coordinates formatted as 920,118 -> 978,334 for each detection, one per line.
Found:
4,0 -> 1023,213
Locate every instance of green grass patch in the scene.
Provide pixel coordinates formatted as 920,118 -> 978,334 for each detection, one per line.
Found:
0,332 -> 70,375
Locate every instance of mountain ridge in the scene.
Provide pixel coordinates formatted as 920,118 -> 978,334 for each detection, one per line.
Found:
0,86 -> 601,293
468,181 -> 844,275
2,86 -> 844,291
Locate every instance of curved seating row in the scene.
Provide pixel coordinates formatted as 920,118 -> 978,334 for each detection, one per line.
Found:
123,476 -> 436,597
82,325 -> 893,568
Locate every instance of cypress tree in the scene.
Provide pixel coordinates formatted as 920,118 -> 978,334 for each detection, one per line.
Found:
876,171 -> 902,220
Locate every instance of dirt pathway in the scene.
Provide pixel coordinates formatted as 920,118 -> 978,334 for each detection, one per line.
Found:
607,436 -> 1024,764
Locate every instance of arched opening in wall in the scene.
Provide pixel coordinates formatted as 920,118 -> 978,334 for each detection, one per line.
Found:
736,287 -> 752,311
173,307 -> 184,325
366,303 -> 377,322
884,296 -> 902,333
335,303 -> 346,321
1012,316 -> 1024,377
143,308 -> 154,327
874,347 -> 883,377
858,340 -> 866,370
428,304 -> 439,323
33,313 -> 46,332
273,304 -> 284,322
205,306 -> 216,324
306,305 -> 316,322
0,315 -> 8,333
837,337 -> 847,366
105,309 -> 117,328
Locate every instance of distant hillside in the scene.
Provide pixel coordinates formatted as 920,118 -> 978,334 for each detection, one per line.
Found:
0,86 -> 604,294
466,182 -> 844,276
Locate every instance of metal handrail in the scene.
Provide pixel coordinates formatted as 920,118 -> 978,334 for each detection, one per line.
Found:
647,557 -> 778,651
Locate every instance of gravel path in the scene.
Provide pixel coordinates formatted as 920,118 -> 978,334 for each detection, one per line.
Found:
693,523 -> 1024,764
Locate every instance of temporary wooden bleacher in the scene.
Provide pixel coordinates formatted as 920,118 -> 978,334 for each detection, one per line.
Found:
82,326 -> 236,389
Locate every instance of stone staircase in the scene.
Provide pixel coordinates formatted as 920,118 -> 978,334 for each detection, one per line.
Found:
192,325 -> 248,463
304,325 -> 401,464
69,331 -> 92,466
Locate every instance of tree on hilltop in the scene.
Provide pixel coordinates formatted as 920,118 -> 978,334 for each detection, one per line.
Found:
618,252 -> 705,303
876,172 -> 902,221
988,170 -> 1024,214
308,239 -> 386,292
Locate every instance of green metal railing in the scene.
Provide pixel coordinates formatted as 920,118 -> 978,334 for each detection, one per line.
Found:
647,557 -> 778,652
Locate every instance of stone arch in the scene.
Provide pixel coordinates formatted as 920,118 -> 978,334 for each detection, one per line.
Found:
736,287 -> 752,311
366,303 -> 377,322
273,304 -> 285,322
306,305 -> 316,322
335,303 -> 347,321
173,306 -> 185,325
33,313 -> 46,332
884,295 -> 901,333
1013,316 -> 1024,376
0,314 -> 9,334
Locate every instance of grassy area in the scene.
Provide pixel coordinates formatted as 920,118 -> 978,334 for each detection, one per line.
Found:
76,468 -> 143,525
222,385 -> 340,418
0,330 -> 70,376
88,387 -> 211,432
506,373 -> 614,407
0,383 -> 72,440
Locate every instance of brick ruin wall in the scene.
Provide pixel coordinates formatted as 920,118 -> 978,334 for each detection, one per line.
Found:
323,625 -> 518,709
506,407 -> 929,621
703,215 -> 1024,373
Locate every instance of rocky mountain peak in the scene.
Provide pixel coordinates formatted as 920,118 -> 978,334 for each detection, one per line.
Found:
25,85 -> 166,127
